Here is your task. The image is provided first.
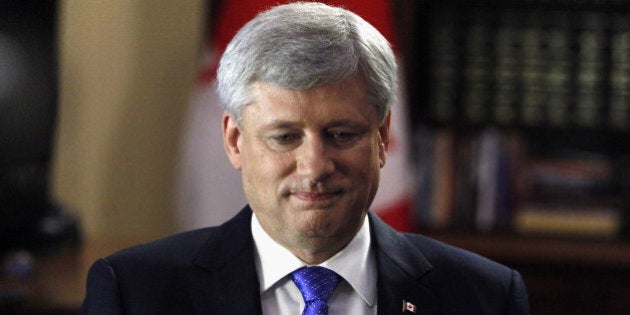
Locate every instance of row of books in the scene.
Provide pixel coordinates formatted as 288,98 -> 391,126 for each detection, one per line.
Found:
411,127 -> 628,239
422,6 -> 630,130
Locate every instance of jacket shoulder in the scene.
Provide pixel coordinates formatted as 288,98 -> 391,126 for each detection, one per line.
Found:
399,232 -> 520,293
403,232 -> 511,276
105,207 -> 253,268
401,233 -> 529,314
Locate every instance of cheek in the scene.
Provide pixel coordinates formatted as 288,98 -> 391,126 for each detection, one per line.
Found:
339,144 -> 381,189
242,149 -> 294,188
358,140 -> 383,170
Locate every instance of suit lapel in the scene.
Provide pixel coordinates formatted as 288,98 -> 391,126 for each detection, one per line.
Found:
181,208 -> 440,314
369,213 -> 441,315
188,207 -> 262,314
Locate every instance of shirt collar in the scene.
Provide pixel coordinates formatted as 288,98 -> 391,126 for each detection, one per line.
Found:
251,213 -> 377,306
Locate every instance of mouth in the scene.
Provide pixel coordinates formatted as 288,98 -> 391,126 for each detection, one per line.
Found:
292,191 -> 341,202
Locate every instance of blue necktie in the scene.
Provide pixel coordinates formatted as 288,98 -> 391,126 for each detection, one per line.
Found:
291,266 -> 340,315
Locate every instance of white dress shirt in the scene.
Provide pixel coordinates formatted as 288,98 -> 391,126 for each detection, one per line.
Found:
252,213 -> 378,314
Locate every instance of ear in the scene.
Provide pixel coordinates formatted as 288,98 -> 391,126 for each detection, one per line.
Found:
378,111 -> 392,168
222,111 -> 243,170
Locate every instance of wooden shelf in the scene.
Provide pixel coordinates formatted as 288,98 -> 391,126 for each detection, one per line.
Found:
0,238 -> 143,314
423,231 -> 630,267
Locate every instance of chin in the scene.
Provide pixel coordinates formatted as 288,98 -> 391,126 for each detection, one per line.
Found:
295,215 -> 333,234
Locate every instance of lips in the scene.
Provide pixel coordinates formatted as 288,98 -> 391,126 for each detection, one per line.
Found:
292,191 -> 340,202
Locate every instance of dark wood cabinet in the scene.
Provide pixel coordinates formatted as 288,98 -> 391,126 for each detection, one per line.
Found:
423,232 -> 630,314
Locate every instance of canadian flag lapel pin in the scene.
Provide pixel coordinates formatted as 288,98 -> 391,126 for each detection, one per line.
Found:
402,300 -> 417,313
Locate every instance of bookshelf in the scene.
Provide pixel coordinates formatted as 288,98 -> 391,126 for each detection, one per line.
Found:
405,0 -> 630,131
399,0 -> 630,239
395,0 -> 630,313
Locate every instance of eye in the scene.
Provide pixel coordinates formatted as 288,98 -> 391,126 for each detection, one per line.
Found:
265,133 -> 302,152
271,133 -> 299,144
269,133 -> 300,146
328,130 -> 360,145
332,131 -> 352,139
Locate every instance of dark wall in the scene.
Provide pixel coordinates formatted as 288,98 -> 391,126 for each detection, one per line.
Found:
0,0 -> 63,252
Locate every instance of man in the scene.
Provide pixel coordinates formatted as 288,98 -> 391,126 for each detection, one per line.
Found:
81,2 -> 529,314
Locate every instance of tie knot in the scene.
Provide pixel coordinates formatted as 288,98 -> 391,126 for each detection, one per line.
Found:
292,266 -> 340,314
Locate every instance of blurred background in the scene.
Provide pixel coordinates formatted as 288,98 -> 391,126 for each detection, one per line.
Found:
1,1 -> 206,313
1,0 -> 629,314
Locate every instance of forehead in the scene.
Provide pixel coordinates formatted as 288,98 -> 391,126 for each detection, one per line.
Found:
243,77 -> 378,126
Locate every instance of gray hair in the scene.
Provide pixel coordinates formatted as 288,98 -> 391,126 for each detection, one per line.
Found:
216,1 -> 397,125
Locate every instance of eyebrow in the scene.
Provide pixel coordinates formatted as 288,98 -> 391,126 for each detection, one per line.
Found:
260,118 -> 369,131
259,120 -> 302,131
325,119 -> 369,128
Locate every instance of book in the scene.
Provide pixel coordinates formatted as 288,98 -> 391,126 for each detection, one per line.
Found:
515,205 -> 621,239
412,128 -> 455,229
514,147 -> 622,238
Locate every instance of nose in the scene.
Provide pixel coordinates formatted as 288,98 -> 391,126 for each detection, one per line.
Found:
296,135 -> 335,183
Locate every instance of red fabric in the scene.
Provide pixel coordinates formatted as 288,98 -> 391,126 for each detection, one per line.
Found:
377,195 -> 413,232
214,0 -> 395,50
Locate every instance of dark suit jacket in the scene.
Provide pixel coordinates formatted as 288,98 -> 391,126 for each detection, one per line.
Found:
81,206 -> 529,314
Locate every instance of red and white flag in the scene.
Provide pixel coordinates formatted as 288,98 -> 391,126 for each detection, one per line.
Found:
176,0 -> 413,232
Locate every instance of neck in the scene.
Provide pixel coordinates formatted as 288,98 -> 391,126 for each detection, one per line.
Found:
287,241 -> 350,265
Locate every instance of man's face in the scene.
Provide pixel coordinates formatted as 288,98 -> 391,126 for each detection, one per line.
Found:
223,76 -> 390,263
